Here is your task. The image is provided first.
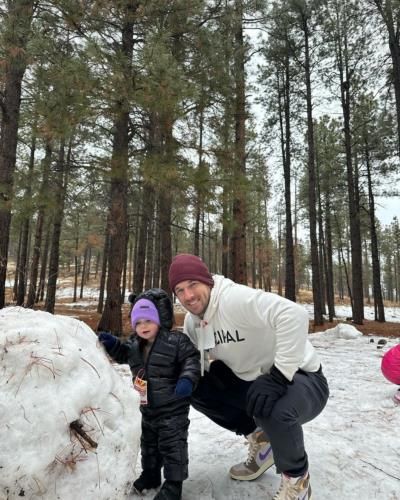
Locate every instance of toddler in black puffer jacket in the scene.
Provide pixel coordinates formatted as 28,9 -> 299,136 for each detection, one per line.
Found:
98,288 -> 201,500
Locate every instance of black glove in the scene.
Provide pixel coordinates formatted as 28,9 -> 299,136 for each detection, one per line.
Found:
98,332 -> 118,352
246,366 -> 291,418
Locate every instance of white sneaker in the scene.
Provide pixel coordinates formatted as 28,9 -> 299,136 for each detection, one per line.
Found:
229,429 -> 274,481
273,472 -> 312,500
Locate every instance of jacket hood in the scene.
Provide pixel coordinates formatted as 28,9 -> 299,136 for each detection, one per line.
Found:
203,275 -> 234,322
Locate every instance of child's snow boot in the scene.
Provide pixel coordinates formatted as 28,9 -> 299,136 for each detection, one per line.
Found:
133,468 -> 161,493
153,480 -> 182,500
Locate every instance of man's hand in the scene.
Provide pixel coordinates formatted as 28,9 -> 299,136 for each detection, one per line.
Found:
246,366 -> 291,418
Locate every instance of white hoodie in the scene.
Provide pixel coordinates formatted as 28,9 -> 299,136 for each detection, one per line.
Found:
183,275 -> 321,382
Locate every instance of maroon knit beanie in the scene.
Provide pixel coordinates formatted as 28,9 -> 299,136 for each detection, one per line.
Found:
168,254 -> 214,292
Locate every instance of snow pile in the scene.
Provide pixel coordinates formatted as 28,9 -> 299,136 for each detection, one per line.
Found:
0,307 -> 141,500
319,322 -> 362,339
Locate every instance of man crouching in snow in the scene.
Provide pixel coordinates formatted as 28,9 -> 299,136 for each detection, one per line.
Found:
168,254 -> 329,500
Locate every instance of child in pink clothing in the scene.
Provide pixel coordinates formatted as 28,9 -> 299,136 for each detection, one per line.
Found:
381,343 -> 400,404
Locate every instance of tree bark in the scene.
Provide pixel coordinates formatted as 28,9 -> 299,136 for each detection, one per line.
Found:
324,199 -> 335,322
133,184 -> 154,293
365,140 -> 385,321
230,0 -> 247,284
26,143 -> 52,308
152,198 -> 161,289
194,105 -> 205,257
98,3 -> 136,333
97,229 -> 109,315
0,0 -> 35,308
36,222 -> 51,303
45,139 -> 69,314
302,13 -> 324,325
16,132 -> 36,305
335,8 -> 364,323
279,47 -> 296,301
144,199 -> 155,290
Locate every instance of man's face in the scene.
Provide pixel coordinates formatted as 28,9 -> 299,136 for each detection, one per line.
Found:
174,280 -> 211,317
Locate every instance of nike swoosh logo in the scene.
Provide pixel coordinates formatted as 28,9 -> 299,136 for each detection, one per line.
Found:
259,447 -> 272,461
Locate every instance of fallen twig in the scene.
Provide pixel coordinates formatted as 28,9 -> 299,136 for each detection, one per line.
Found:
70,420 -> 98,449
359,458 -> 400,480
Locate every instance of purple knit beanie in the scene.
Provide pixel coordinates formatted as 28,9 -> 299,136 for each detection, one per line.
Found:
168,254 -> 214,292
131,299 -> 160,329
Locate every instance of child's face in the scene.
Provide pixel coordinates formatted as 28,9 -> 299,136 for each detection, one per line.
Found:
135,319 -> 159,342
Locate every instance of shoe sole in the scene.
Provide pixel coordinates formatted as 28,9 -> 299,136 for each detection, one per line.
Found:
229,456 -> 274,481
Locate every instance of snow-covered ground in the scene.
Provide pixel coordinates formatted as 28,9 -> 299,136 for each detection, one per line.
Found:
1,301 -> 400,499
46,287 -> 400,498
128,328 -> 400,500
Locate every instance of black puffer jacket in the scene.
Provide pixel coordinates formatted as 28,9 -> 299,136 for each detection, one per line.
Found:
109,289 -> 201,410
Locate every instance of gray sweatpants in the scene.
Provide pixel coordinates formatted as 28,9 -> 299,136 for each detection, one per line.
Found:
191,362 -> 329,477
255,367 -> 329,476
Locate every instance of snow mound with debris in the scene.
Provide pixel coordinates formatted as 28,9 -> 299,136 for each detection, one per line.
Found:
320,322 -> 362,339
0,307 -> 140,500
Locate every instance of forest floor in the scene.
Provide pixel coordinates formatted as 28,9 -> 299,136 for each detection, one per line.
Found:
5,278 -> 400,338
57,304 -> 399,338
52,289 -> 399,339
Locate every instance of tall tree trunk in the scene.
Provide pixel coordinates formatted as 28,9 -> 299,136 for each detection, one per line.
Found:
316,156 -> 326,316
97,229 -> 109,315
302,13 -> 324,325
0,0 -> 35,308
324,199 -> 335,322
152,198 -> 161,288
98,4 -> 135,333
26,143 -> 52,308
221,187 -> 230,277
251,230 -> 256,287
45,139 -> 69,313
144,199 -> 155,290
194,105 -> 205,257
133,184 -> 154,293
80,245 -> 89,299
73,222 -> 79,303
36,222 -> 51,303
337,17 -> 364,323
128,238 -> 133,291
159,190 -> 172,294
280,47 -> 295,301
365,141 -> 385,321
13,226 -> 23,301
277,212 -> 283,296
16,132 -> 36,305
230,0 -> 247,284
336,216 -> 353,307
363,239 -> 371,305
